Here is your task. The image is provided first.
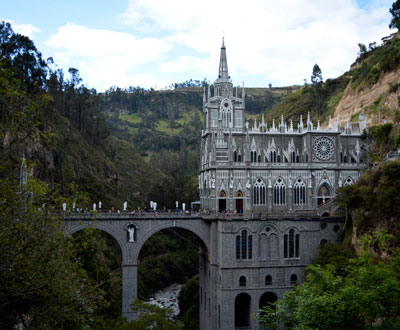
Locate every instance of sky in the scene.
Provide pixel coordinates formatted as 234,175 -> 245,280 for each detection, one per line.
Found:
2,0 -> 395,92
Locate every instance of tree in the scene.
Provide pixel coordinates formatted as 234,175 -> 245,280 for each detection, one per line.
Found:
358,43 -> 367,57
0,21 -> 47,92
311,64 -> 323,85
389,0 -> 400,30
0,179 -> 100,329
257,241 -> 400,330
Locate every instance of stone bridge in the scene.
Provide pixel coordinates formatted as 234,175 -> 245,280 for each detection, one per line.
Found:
62,212 -> 342,329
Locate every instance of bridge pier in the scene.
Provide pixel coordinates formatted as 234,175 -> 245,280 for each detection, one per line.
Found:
122,264 -> 138,321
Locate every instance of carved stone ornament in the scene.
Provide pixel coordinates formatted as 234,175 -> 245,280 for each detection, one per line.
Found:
312,136 -> 335,161
125,223 -> 137,243
211,174 -> 216,189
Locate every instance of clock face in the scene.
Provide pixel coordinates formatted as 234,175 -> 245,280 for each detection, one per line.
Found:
313,136 -> 335,161
222,85 -> 231,97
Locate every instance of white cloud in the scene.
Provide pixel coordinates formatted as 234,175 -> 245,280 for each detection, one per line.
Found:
44,1 -> 394,91
46,23 -> 171,90
2,19 -> 40,39
120,0 -> 393,86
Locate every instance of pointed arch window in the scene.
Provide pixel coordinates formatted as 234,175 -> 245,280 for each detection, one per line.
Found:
253,178 -> 266,205
222,110 -> 232,128
233,150 -> 237,162
273,178 -> 286,205
293,178 -> 306,205
290,151 -> 296,163
238,151 -> 242,162
270,150 -> 277,163
284,229 -> 300,259
251,151 -> 257,163
236,230 -> 252,259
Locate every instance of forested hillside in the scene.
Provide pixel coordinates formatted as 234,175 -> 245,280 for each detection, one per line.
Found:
264,32 -> 400,127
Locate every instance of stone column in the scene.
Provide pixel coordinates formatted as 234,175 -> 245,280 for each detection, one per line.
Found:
122,264 -> 138,321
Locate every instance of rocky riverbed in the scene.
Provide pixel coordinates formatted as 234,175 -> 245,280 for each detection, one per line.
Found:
146,283 -> 182,317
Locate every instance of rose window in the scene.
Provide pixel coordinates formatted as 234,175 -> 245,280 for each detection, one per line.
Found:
313,137 -> 334,160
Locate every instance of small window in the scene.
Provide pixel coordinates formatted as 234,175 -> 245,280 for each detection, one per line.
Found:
265,275 -> 272,286
333,225 -> 340,232
290,274 -> 297,285
239,276 -> 246,287
320,223 -> 327,230
320,239 -> 328,245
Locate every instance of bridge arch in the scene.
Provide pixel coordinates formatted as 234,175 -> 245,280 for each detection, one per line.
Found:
64,222 -> 128,264
133,221 -> 210,264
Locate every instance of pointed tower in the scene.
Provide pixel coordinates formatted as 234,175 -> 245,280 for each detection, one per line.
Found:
214,38 -> 233,97
218,38 -> 230,81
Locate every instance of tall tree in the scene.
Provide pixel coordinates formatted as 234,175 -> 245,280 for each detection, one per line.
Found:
311,64 -> 323,85
389,0 -> 400,30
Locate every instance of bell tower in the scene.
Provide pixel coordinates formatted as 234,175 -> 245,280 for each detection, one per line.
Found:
203,39 -> 244,131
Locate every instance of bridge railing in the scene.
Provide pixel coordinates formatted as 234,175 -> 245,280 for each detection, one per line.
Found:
60,210 -> 338,221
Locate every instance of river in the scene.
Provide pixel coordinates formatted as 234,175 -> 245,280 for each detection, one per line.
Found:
146,283 -> 182,317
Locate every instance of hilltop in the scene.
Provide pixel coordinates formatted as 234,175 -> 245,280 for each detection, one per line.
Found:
264,32 -> 400,127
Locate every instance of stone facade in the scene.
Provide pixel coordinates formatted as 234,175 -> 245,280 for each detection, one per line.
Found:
199,40 -> 366,217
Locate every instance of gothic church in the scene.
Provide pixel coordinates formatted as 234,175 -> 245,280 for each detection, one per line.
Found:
197,40 -> 365,329
199,40 -> 364,217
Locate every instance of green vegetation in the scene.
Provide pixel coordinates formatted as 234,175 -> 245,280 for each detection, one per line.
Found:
138,229 -> 199,298
258,242 -> 400,330
265,75 -> 349,123
259,154 -> 400,329
389,0 -> 400,30
179,275 -> 199,330
351,37 -> 400,91
362,123 -> 400,162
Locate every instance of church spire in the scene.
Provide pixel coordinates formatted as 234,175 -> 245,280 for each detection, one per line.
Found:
218,38 -> 229,81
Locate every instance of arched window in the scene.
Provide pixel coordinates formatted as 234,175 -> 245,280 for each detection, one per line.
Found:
284,229 -> 300,258
320,239 -> 328,245
236,230 -> 253,259
258,154 -> 261,163
219,190 -> 227,212
291,151 -> 296,163
273,178 -> 286,205
222,110 -> 232,128
293,177 -> 306,205
233,150 -> 237,162
239,276 -> 246,287
238,152 -> 242,162
265,275 -> 272,286
251,151 -> 257,163
253,178 -> 266,205
317,184 -> 331,206
270,150 -> 276,163
340,151 -> 343,163
290,274 -> 297,285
